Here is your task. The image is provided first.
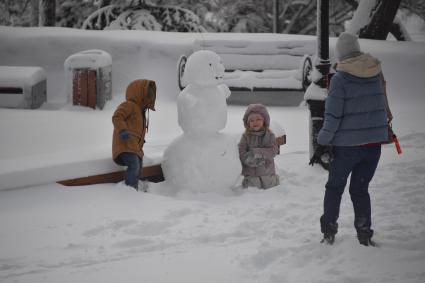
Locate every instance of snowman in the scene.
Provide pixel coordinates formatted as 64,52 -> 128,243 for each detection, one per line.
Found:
162,50 -> 241,193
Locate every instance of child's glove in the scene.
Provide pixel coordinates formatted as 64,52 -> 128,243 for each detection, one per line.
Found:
245,150 -> 265,167
119,130 -> 130,141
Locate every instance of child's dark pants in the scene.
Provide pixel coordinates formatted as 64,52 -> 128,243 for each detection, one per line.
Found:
321,145 -> 381,235
119,152 -> 142,189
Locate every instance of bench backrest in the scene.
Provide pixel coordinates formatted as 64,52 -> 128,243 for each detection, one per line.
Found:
193,38 -> 315,71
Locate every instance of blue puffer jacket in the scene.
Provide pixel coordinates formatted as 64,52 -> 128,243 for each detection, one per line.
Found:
317,54 -> 389,146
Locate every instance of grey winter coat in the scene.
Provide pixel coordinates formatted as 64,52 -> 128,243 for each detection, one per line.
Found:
238,129 -> 279,189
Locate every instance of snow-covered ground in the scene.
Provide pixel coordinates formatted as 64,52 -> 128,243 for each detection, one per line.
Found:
0,26 -> 425,283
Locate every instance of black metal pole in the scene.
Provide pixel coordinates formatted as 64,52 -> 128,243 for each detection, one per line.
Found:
316,0 -> 331,87
306,0 -> 331,170
273,0 -> 280,33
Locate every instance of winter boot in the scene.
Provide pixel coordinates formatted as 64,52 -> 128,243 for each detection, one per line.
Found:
320,217 -> 338,245
357,229 -> 376,247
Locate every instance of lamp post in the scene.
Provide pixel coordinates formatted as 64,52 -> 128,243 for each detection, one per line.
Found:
305,0 -> 331,169
273,0 -> 280,33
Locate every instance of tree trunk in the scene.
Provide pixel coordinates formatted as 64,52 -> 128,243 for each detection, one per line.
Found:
389,19 -> 412,41
358,0 -> 401,40
39,0 -> 56,26
99,0 -> 111,8
31,0 -> 39,26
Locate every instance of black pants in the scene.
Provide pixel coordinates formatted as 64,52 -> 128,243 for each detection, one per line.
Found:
321,145 -> 381,233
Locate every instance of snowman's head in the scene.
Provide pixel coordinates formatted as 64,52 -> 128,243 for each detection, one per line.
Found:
184,50 -> 225,86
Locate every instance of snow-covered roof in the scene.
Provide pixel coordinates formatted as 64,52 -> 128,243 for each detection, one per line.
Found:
64,49 -> 112,69
0,66 -> 46,87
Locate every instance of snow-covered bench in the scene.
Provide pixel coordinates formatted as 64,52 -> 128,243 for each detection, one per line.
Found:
177,37 -> 315,105
0,66 -> 47,109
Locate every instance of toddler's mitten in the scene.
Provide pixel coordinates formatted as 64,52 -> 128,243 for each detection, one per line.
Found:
245,151 -> 265,167
119,130 -> 130,141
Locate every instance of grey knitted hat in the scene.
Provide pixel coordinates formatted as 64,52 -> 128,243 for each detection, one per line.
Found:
336,32 -> 362,61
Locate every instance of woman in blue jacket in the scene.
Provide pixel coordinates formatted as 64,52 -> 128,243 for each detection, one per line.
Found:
314,32 -> 389,246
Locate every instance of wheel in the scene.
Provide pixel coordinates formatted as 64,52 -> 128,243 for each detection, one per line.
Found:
177,55 -> 187,90
302,56 -> 312,91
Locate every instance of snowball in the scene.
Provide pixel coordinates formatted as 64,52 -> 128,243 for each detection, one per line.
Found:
178,84 -> 228,136
162,133 -> 241,193
177,50 -> 229,136
183,50 -> 225,86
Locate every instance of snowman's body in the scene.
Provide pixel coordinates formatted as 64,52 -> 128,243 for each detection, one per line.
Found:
162,50 -> 241,193
178,84 -> 229,136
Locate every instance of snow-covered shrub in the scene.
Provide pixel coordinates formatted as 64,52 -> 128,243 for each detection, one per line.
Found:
82,2 -> 206,32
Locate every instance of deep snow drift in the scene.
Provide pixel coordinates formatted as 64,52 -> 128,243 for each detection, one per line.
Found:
0,27 -> 425,283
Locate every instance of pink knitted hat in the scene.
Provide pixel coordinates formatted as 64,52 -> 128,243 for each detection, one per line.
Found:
243,103 -> 270,128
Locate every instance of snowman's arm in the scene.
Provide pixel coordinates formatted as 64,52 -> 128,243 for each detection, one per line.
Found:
218,84 -> 231,99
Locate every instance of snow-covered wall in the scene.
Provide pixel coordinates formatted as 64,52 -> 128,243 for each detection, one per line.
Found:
0,27 -> 319,105
0,27 -> 194,104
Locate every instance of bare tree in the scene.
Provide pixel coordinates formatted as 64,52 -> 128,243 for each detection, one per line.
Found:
400,0 -> 425,22
31,0 -> 39,26
39,0 -> 56,26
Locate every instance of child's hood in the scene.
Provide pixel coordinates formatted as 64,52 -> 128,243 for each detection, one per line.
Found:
243,103 -> 270,128
125,79 -> 156,110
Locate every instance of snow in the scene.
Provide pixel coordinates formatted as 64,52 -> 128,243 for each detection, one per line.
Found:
64,49 -> 112,69
0,66 -> 46,87
162,133 -> 241,194
189,36 -> 315,91
303,78 -> 328,101
269,120 -> 286,137
346,0 -> 377,35
1,26 -> 425,283
0,66 -> 46,109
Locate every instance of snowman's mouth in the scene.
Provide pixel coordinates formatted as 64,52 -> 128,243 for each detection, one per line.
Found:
215,76 -> 223,79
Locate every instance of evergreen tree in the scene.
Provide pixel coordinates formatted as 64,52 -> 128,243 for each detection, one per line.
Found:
82,1 -> 206,32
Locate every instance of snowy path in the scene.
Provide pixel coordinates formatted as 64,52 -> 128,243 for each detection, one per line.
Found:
1,134 -> 424,283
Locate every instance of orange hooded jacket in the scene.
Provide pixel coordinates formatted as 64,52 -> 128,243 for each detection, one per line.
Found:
112,79 -> 156,165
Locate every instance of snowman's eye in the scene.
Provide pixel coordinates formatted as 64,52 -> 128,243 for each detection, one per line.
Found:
209,63 -> 212,66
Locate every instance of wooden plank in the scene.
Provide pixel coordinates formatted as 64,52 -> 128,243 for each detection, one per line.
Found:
87,70 -> 97,109
80,69 -> 88,106
72,70 -> 79,105
58,164 -> 163,186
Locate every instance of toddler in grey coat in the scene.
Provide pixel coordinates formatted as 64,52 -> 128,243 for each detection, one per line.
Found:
238,104 -> 280,189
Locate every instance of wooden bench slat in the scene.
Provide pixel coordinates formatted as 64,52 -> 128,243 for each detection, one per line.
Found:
58,164 -> 163,186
